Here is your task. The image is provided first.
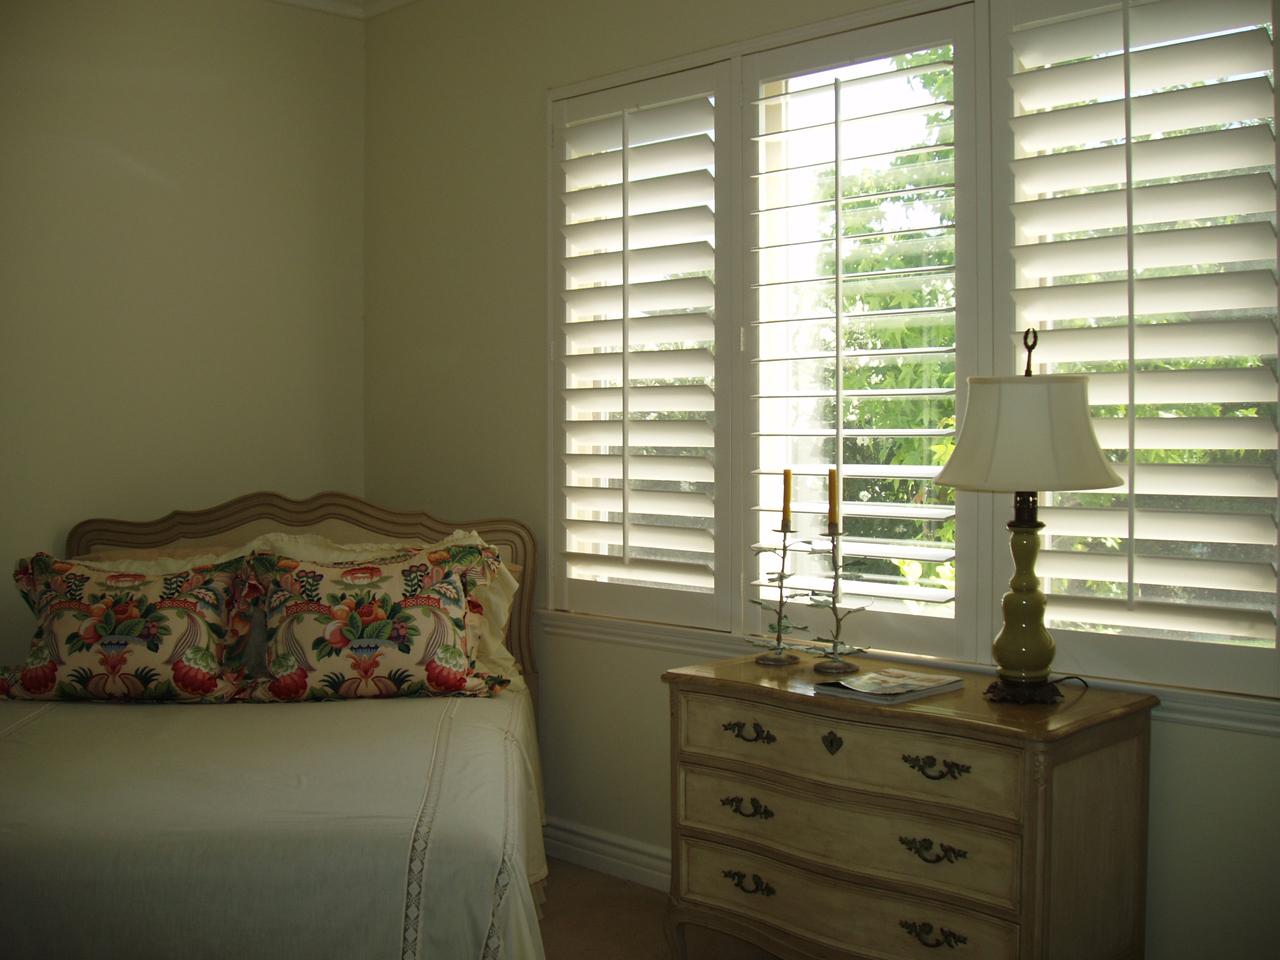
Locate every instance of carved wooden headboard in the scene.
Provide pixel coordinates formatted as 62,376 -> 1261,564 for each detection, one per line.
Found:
66,491 -> 539,701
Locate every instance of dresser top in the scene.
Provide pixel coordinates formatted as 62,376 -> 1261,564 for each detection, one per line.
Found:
664,654 -> 1159,743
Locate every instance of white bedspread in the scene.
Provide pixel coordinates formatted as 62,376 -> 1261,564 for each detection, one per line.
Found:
0,691 -> 547,960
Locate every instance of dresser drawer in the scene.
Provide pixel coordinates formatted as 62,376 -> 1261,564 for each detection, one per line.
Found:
679,765 -> 1020,911
681,838 -> 1019,960
679,692 -> 1022,820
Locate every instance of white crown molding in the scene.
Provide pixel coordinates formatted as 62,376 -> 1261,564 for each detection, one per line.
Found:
536,609 -> 1280,738
267,0 -> 419,20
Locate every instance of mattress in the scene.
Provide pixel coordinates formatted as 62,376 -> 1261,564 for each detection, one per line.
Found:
0,689 -> 547,960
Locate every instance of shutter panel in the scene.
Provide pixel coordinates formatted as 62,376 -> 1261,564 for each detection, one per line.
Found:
749,31 -> 964,618
554,65 -> 730,629
1008,0 -> 1279,647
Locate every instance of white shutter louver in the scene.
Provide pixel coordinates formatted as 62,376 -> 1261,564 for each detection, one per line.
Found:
752,42 -> 961,616
555,66 -> 729,629
1008,0 -> 1279,646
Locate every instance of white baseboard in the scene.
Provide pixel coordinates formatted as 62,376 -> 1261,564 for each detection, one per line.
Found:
543,817 -> 671,892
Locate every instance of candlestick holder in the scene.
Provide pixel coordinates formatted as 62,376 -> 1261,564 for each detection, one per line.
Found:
811,522 -> 867,675
750,525 -> 804,666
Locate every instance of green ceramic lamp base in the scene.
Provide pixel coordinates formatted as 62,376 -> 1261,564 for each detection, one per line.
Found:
984,492 -> 1063,705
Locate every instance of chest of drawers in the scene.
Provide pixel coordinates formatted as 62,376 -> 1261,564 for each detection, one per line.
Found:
663,655 -> 1158,960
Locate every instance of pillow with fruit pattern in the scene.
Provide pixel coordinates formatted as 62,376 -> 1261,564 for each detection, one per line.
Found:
243,548 -> 509,702
4,553 -> 241,702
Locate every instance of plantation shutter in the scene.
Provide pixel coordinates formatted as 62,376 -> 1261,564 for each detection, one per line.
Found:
746,8 -> 973,638
1008,0 -> 1279,648
553,64 -> 732,630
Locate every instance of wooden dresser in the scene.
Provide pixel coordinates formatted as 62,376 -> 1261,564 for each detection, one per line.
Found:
663,655 -> 1158,960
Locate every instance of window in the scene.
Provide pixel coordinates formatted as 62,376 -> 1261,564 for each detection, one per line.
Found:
745,8 -> 978,659
1003,0 -> 1278,693
551,64 -> 734,631
548,0 -> 1278,696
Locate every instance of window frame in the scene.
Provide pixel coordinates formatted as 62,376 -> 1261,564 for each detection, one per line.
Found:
548,61 -> 742,633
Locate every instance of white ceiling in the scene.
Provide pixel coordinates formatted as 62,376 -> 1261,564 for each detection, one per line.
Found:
269,0 -> 420,20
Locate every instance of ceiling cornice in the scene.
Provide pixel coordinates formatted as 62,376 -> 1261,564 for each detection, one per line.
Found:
268,0 -> 420,20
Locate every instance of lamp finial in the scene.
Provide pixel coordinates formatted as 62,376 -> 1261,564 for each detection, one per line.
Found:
1022,328 -> 1038,377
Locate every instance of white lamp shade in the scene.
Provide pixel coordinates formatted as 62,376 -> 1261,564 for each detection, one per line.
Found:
936,375 -> 1123,492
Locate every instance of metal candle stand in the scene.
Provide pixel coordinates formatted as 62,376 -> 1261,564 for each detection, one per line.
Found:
754,525 -> 802,666
811,521 -> 864,675
751,521 -> 867,670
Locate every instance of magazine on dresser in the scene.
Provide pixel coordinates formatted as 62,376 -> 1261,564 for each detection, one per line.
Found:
815,667 -> 964,704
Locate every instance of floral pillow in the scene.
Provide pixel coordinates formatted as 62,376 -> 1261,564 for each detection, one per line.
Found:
6,553 -> 241,702
245,547 -> 509,702
417,534 -> 522,683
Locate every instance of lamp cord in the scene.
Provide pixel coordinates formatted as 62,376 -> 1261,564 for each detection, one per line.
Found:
1052,674 -> 1089,689
1051,674 -> 1090,708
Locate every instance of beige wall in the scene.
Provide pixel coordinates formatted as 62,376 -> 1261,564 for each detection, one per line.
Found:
0,0 -> 365,663
1144,719 -> 1280,955
365,3 -> 1277,958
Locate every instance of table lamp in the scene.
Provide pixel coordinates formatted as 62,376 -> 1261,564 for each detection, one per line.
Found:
935,342 -> 1122,703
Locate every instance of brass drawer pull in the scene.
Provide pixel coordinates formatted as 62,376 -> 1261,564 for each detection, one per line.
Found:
720,795 -> 775,820
723,720 -> 776,744
900,920 -> 967,949
899,836 -> 968,864
722,869 -> 776,897
902,753 -> 971,781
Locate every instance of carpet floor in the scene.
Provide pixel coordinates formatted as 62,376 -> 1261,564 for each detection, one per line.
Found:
539,858 -> 669,959
538,858 -> 777,960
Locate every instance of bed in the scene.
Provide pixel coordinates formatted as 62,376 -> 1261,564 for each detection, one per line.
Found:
0,491 -> 547,960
